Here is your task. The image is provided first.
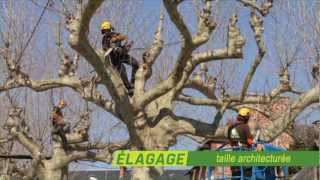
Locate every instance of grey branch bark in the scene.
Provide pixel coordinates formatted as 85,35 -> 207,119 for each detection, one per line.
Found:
0,77 -> 118,117
134,13 -> 165,98
240,11 -> 266,101
67,141 -> 129,163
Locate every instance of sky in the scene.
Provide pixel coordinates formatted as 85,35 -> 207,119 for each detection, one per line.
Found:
0,0 -> 319,171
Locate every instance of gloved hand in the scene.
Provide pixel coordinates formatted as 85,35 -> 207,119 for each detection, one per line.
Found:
256,144 -> 264,151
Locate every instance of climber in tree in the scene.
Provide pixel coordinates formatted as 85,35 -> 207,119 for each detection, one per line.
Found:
51,99 -> 70,152
101,20 -> 139,96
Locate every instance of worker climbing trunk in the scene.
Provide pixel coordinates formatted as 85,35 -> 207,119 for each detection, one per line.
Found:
51,99 -> 71,152
101,20 -> 139,96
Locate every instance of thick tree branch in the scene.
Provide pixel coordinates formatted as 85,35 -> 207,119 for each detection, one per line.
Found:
177,94 -> 222,107
163,0 -> 192,43
65,111 -> 91,144
0,76 -> 118,117
66,141 -> 129,163
237,0 -> 273,17
171,114 -> 227,139
192,0 -> 216,46
260,86 -> 320,141
134,13 -> 165,98
191,49 -> 237,64
142,13 -> 164,67
138,7 -> 244,108
184,73 -> 217,99
176,87 -> 318,141
136,0 -> 195,107
22,155 -> 41,180
178,89 -> 296,108
171,14 -> 245,97
240,11 -> 266,101
159,104 -> 229,139
5,108 -> 41,157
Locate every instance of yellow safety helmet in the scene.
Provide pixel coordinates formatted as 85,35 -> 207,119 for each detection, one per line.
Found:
238,107 -> 251,117
100,21 -> 113,31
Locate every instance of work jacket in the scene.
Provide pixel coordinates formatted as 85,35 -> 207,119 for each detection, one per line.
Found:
227,120 -> 253,147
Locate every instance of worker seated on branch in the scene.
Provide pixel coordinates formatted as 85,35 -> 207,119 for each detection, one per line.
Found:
51,99 -> 71,152
101,20 -> 139,96
227,107 -> 254,179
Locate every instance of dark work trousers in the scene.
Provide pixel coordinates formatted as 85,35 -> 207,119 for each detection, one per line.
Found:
54,125 -> 69,152
230,145 -> 252,180
109,47 -> 139,91
231,166 -> 252,180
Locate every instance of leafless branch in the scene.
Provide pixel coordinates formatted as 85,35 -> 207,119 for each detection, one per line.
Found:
134,12 -> 165,97
260,86 -> 320,141
237,0 -> 273,17
240,11 -> 266,101
0,76 -> 118,117
66,141 -> 129,163
137,3 -> 245,108
5,107 -> 41,156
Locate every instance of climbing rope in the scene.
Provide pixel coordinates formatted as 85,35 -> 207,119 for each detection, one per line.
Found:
16,0 -> 50,65
131,40 -> 182,51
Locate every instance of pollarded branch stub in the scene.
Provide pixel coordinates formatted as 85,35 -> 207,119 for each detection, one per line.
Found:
3,43 -> 30,87
80,74 -> 100,99
260,0 -> 273,16
201,2 -> 216,31
207,76 -> 217,90
238,0 -> 273,17
5,64 -> 31,88
5,107 -> 23,129
199,6 -> 215,30
192,72 -> 203,84
72,111 -> 91,139
199,63 -> 208,82
193,2 -> 216,46
58,53 -> 78,78
5,107 -> 29,134
220,86 -> 230,100
142,12 -> 164,66
200,63 -> 208,73
65,14 -> 77,33
279,67 -> 290,89
227,14 -> 245,57
1,41 -> 30,86
249,11 -> 267,55
250,12 -> 264,44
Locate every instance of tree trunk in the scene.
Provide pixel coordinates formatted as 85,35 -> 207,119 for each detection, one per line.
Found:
132,167 -> 154,180
0,175 -> 10,180
38,169 -> 63,180
129,123 -> 172,180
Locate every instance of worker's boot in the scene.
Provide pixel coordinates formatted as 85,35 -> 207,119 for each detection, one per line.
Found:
128,87 -> 134,97
119,66 -> 134,97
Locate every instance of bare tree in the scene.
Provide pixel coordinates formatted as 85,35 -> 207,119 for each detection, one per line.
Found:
0,0 -> 319,179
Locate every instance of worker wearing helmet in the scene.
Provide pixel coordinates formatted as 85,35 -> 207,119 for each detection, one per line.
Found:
228,107 -> 253,180
227,107 -> 254,147
51,99 -> 71,152
100,20 -> 139,96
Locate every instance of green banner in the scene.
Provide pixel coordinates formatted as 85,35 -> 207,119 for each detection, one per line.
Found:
187,151 -> 319,166
112,150 -> 319,167
113,150 -> 188,166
